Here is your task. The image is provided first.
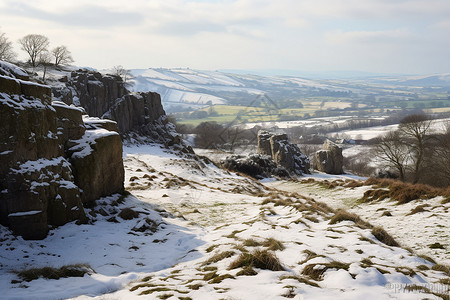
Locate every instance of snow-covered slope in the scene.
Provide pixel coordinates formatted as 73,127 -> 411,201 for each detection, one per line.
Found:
1,144 -> 448,300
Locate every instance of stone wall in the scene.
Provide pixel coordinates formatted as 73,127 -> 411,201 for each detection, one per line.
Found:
0,61 -> 124,239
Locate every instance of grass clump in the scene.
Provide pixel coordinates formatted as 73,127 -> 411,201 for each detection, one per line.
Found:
363,178 -> 449,204
429,242 -> 445,249
236,265 -> 258,276
263,238 -> 285,251
243,238 -> 262,247
130,283 -> 158,292
371,227 -> 399,247
139,287 -> 172,295
187,283 -> 203,290
329,209 -> 371,229
407,204 -> 429,215
431,264 -> 450,276
17,264 -> 94,282
228,249 -> 284,271
280,275 -> 320,288
202,251 -> 235,265
361,189 -> 390,203
301,261 -> 350,281
208,274 -> 235,284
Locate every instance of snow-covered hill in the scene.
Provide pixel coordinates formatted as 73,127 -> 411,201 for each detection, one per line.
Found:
1,144 -> 448,300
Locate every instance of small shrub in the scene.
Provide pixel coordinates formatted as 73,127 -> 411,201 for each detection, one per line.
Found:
228,249 -> 284,271
17,264 -> 94,282
371,227 -> 399,247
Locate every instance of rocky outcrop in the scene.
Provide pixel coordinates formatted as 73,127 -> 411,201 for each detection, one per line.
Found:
52,69 -> 182,147
257,130 -> 310,175
221,154 -> 290,179
0,62 -> 124,239
313,140 -> 344,174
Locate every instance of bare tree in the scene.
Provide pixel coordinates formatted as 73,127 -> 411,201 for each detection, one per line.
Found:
373,130 -> 409,181
0,31 -> 16,61
18,34 -> 49,67
398,114 -> 433,183
111,65 -> 134,87
52,45 -> 74,67
434,123 -> 450,185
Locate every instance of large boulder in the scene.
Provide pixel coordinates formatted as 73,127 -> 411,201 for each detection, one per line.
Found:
256,130 -> 310,175
313,140 -> 343,174
68,129 -> 124,206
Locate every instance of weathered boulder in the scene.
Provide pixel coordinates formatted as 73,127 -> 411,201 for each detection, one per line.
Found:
68,129 -> 124,206
256,130 -> 310,175
221,154 -> 290,179
3,158 -> 86,239
313,140 -> 343,174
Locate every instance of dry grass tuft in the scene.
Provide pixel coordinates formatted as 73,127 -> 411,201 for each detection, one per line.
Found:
202,251 -> 235,265
407,204 -> 429,215
243,238 -> 262,247
371,227 -> 399,247
263,238 -> 285,251
301,261 -> 350,281
363,178 -> 449,204
329,209 -> 371,229
361,189 -> 390,202
236,265 -> 258,276
228,249 -> 284,271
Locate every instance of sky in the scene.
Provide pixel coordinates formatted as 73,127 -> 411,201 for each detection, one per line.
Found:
1,0 -> 450,75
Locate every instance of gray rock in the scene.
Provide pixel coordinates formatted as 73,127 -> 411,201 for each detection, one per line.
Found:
0,66 -> 124,240
256,130 -> 310,175
313,139 -> 343,174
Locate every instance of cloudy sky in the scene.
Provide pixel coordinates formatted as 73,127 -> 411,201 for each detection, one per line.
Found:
1,0 -> 449,74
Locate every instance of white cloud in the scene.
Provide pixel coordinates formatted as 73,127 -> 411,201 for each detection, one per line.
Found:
1,0 -> 449,73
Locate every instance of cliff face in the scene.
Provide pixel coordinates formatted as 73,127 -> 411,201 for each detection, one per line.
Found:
53,70 -> 180,146
0,62 -> 124,240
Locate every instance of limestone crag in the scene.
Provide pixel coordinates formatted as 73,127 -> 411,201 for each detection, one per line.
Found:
0,61 -> 124,239
313,139 -> 344,174
257,130 -> 310,175
52,69 -> 181,147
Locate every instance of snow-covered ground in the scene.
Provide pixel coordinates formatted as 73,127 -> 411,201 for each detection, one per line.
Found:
1,144 -> 449,300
